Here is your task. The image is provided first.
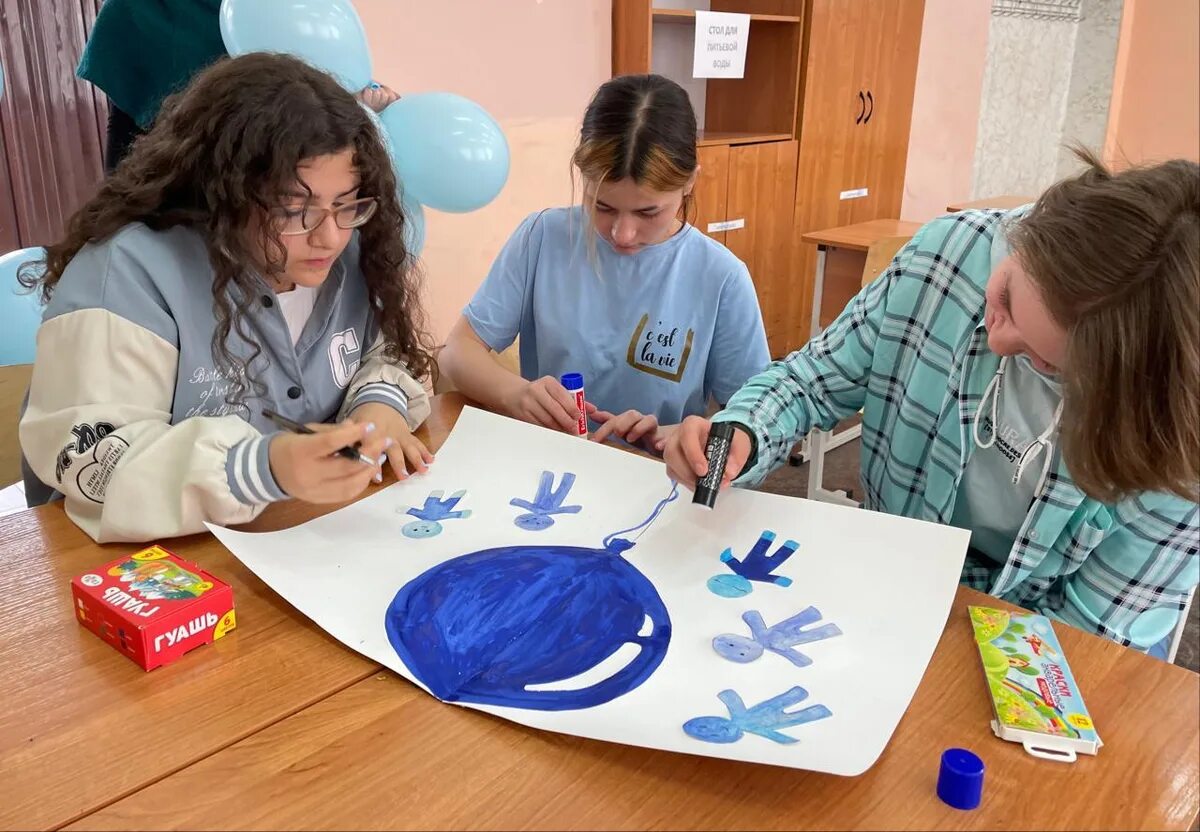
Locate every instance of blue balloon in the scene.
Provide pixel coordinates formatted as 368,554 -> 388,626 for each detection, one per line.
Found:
402,193 -> 426,258
0,247 -> 47,366
219,0 -> 372,92
380,93 -> 510,213
362,103 -> 427,257
385,539 -> 671,711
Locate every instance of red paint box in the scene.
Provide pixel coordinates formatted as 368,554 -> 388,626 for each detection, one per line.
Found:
70,545 -> 236,671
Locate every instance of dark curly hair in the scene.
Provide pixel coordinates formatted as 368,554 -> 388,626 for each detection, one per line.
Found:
20,52 -> 433,408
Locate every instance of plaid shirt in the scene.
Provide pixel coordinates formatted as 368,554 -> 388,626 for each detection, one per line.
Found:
717,210 -> 1199,650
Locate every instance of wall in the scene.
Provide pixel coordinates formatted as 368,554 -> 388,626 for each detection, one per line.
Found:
971,3 -> 1079,198
1105,0 -> 1200,166
1056,0 -> 1123,178
356,0 -> 611,345
899,0 -> 990,221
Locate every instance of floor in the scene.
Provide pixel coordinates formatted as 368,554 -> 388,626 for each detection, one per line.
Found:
755,431 -> 1200,674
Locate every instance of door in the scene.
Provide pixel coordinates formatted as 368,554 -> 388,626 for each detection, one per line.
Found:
725,139 -> 798,358
788,0 -> 925,353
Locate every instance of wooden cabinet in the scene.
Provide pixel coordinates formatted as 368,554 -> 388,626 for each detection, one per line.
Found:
787,0 -> 926,353
690,141 -> 799,358
726,140 -> 798,357
612,0 -> 923,357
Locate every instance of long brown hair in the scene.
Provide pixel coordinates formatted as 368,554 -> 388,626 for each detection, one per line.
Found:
21,52 -> 433,408
1013,148 -> 1199,502
572,74 -> 698,227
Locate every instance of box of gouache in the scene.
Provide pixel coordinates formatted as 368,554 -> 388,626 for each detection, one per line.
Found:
969,605 -> 1102,762
71,545 -> 236,671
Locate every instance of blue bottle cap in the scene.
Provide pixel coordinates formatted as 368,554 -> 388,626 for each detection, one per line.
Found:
560,373 -> 584,391
936,747 -> 984,810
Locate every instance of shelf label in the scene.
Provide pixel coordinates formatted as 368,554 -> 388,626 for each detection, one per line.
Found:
840,187 -> 869,200
707,218 -> 746,233
693,11 -> 750,79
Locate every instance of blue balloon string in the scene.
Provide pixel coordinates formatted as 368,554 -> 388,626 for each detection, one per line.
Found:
603,482 -> 680,550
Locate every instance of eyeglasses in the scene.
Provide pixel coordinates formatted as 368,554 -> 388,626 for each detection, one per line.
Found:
271,197 -> 378,236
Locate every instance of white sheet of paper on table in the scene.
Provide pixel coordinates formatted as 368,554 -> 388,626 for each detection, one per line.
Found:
208,406 -> 968,775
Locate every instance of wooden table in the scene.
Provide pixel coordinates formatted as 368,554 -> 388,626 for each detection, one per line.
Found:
3,394 -> 1198,831
797,220 -> 923,505
947,196 -> 1035,212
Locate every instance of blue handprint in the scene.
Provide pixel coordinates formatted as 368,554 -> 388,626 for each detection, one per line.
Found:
707,530 -> 798,597
712,607 -> 842,667
683,687 -> 832,745
510,471 -> 583,531
400,490 -> 472,539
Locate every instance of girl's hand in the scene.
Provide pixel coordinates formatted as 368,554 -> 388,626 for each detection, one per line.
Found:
504,376 -> 582,433
356,82 -> 400,113
663,416 -> 751,491
268,420 -> 390,503
349,402 -> 434,482
590,407 -> 675,455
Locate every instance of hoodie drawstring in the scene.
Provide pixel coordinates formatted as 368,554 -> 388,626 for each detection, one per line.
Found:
971,355 -> 1063,496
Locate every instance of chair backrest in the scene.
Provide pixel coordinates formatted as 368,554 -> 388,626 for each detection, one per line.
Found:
0,247 -> 47,367
861,235 -> 914,289
0,364 -> 33,487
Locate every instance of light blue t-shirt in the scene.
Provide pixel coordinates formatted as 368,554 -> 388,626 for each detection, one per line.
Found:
465,207 -> 770,425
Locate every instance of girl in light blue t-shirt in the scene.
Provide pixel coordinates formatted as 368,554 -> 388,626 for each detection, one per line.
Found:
439,74 -> 770,453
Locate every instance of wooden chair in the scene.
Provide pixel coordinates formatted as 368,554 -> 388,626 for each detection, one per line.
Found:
0,364 -> 33,488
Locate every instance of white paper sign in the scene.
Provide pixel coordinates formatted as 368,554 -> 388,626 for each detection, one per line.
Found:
692,11 -> 750,79
209,407 -> 968,775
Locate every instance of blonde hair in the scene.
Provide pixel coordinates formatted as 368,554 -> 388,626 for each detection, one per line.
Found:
570,74 -> 698,254
1013,148 -> 1199,502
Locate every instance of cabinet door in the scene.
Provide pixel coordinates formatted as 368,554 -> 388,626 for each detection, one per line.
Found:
789,0 -> 925,353
725,140 -> 798,358
691,144 -> 731,245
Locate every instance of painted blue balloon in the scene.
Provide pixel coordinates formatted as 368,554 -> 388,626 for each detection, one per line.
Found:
0,247 -> 47,366
219,0 -> 372,92
380,93 -> 510,213
385,540 -> 671,711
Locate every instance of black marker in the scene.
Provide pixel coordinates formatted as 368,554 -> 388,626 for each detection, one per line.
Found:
693,421 -> 735,509
261,407 -> 378,466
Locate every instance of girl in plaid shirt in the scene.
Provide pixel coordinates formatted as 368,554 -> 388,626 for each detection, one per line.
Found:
666,151 -> 1198,655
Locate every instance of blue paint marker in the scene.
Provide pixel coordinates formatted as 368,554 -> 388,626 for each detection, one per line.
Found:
560,373 -> 587,437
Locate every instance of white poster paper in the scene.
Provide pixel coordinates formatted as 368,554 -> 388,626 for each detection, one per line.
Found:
209,407 -> 968,775
692,11 -> 751,79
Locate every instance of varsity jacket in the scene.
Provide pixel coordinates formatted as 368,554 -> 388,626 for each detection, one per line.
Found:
20,222 -> 430,542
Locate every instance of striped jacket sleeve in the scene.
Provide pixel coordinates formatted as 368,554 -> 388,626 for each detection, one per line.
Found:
20,296 -> 288,544
337,332 -> 431,430
714,235 -> 908,484
1040,496 -> 1199,649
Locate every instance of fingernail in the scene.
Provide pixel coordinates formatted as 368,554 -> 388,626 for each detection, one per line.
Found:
379,452 -> 388,464
384,437 -> 395,449
373,471 -> 382,483
365,422 -> 376,433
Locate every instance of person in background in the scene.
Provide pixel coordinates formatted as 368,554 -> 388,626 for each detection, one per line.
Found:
438,74 -> 770,453
78,0 -> 399,172
665,151 -> 1199,657
20,53 -> 432,543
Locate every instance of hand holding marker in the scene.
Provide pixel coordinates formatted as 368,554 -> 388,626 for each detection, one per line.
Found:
262,408 -> 378,466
